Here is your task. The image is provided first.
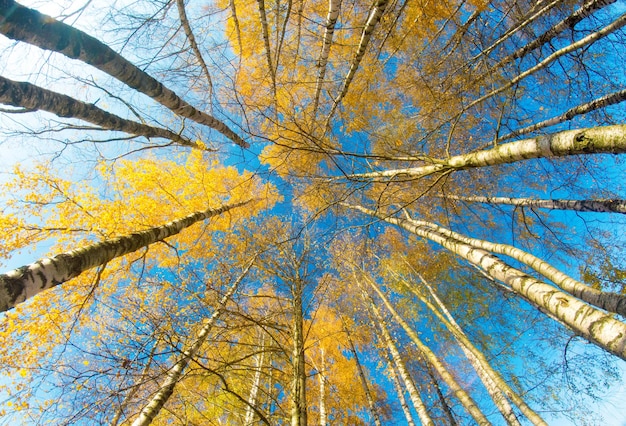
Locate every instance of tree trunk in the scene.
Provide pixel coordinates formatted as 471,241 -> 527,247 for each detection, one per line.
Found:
341,317 -> 383,426
176,0 -> 213,96
403,212 -> 626,317
244,333 -> 267,426
0,200 -> 252,312
499,89 -> 626,140
318,347 -> 327,426
325,0 -> 388,127
468,0 -> 561,66
349,204 -> 626,361
386,268 -> 521,425
110,336 -> 162,426
445,194 -> 626,215
464,12 -> 626,113
344,125 -> 626,181
359,270 -> 492,425
312,0 -> 341,117
389,265 -> 546,426
0,0 -> 248,148
0,75 -> 205,150
357,275 -> 435,425
382,347 -> 416,426
256,0 -> 278,98
485,0 -> 617,75
424,361 -> 458,426
291,278 -> 307,426
131,259 -> 256,426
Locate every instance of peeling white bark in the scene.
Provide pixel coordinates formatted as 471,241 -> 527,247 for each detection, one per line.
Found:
344,125 -> 626,181
348,204 -> 626,361
312,0 -> 341,116
0,1 -> 248,147
0,201 -> 252,312
408,212 -> 626,316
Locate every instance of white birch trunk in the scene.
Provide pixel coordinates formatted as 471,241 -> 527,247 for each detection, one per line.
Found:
482,0 -> 616,76
344,125 -> 626,181
0,76 -> 205,150
0,0 -> 248,147
131,259 -> 256,426
382,345 -> 417,426
446,194 -> 626,215
364,288 -> 434,426
312,0 -> 341,116
464,11 -> 626,113
0,200 -> 251,312
360,271 -> 492,425
469,0 -> 561,65
176,0 -> 213,95
110,336 -> 161,426
318,347 -> 327,426
244,333 -> 267,426
291,278 -> 307,426
348,204 -> 626,360
424,361 -> 458,426
385,268 -> 520,425
257,0 -> 278,97
325,0 -> 388,127
341,319 -> 383,426
406,213 -> 626,317
499,89 -> 626,140
392,266 -> 546,426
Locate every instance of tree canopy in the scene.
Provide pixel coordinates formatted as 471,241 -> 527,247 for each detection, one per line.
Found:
0,0 -> 625,424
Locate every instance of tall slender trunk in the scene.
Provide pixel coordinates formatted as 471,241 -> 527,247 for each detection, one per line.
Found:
131,259 -> 256,426
382,346 -> 416,426
0,76 -> 205,150
318,347 -> 327,426
358,270 -> 492,425
340,317 -> 383,426
358,277 -> 435,426
228,0 -> 244,55
348,204 -> 626,360
325,0 -> 388,128
400,212 -> 626,317
386,263 -> 546,426
244,332 -> 267,426
291,278 -> 307,426
0,200 -> 252,312
481,0 -> 616,78
176,0 -> 213,96
467,0 -> 561,67
383,268 -> 521,425
0,0 -> 248,148
343,125 -> 626,181
257,0 -> 278,99
424,361 -> 458,426
445,194 -> 626,215
110,336 -> 161,426
463,12 -> 626,114
499,89 -> 626,140
312,0 -> 341,117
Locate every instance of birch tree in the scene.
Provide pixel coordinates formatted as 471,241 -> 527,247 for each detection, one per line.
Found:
347,204 -> 626,360
0,0 -> 248,148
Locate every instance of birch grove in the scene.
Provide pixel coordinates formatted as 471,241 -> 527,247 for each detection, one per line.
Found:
1,0 -> 625,423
